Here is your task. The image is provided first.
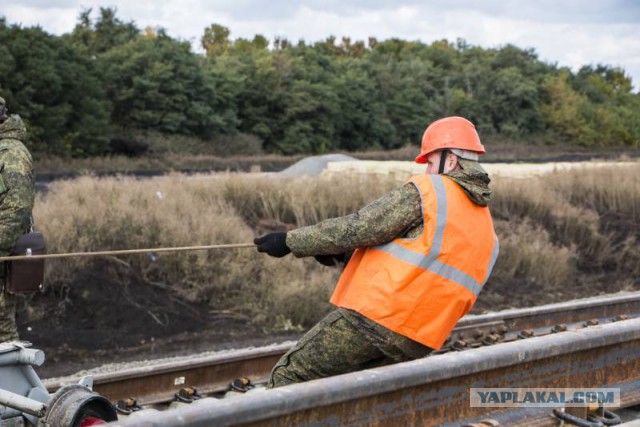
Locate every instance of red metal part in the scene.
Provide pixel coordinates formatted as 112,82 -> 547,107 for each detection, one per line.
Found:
81,416 -> 108,426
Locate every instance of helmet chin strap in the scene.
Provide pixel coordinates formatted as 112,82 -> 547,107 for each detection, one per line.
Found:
438,149 -> 450,174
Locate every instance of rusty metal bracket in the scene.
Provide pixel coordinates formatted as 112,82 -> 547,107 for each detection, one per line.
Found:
115,397 -> 142,415
552,409 -> 604,427
552,324 -> 568,333
229,378 -> 254,393
462,420 -> 501,427
588,409 -> 622,426
175,387 -> 201,403
452,339 -> 468,351
517,329 -> 534,339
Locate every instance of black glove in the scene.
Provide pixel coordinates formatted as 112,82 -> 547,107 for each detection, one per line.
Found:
314,254 -> 345,267
254,232 -> 291,258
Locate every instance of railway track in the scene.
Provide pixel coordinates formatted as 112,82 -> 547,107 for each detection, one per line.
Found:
40,291 -> 640,426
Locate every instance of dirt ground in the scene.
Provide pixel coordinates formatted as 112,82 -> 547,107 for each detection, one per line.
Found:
16,262 -> 301,379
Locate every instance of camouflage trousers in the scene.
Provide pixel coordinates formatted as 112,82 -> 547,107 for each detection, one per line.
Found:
267,308 -> 432,388
0,291 -> 18,343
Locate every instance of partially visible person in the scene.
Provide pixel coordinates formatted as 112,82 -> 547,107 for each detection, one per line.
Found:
0,96 -> 35,342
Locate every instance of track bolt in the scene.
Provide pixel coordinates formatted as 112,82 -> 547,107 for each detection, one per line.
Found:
452,339 -> 468,351
175,387 -> 201,403
583,319 -> 599,326
482,334 -> 500,345
229,377 -> 254,393
115,398 -> 142,415
615,314 -> 630,321
518,329 -> 534,339
551,324 -> 568,333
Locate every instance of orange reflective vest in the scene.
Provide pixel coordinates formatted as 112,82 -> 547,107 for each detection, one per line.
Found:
330,174 -> 499,350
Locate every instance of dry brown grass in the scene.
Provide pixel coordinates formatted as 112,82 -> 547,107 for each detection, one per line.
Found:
481,163 -> 640,310
34,173 -> 393,329
491,175 -> 609,260
548,165 -> 640,221
34,163 -> 640,330
220,174 -> 396,228
492,219 -> 576,289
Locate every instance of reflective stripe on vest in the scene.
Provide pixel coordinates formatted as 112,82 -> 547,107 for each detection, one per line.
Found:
373,176 -> 500,296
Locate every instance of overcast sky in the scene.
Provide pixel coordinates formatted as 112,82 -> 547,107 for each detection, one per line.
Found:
3,1 -> 640,90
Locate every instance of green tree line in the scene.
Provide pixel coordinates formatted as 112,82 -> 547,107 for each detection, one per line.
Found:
1,8 -> 639,159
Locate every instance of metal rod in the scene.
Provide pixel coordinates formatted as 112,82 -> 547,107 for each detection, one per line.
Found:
0,243 -> 256,262
0,388 -> 47,418
0,347 -> 45,367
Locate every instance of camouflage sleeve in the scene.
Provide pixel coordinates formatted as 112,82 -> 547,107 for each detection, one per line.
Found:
286,183 -> 423,257
0,143 -> 34,255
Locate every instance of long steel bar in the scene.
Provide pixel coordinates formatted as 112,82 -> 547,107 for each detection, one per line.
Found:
457,291 -> 640,330
46,345 -> 290,405
44,291 -> 640,406
109,317 -> 640,427
0,388 -> 47,418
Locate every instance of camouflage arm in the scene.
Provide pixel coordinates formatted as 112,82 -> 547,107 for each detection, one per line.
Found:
286,183 -> 423,257
0,142 -> 34,255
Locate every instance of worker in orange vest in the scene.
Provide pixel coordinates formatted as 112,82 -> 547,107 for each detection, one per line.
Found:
255,116 -> 499,388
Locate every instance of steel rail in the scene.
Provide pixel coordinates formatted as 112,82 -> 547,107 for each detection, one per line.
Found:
446,291 -> 640,346
457,291 -> 640,329
45,345 -> 289,406
108,316 -> 640,426
44,291 -> 640,408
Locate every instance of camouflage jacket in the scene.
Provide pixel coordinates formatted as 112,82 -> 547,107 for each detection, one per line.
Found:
286,159 -> 492,257
0,115 -> 35,256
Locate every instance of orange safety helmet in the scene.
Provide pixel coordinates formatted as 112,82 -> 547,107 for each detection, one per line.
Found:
415,116 -> 486,164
